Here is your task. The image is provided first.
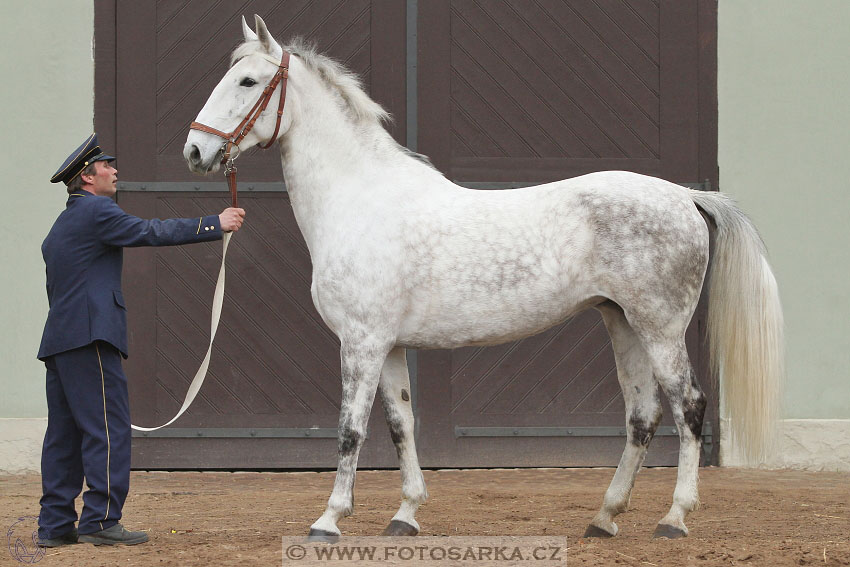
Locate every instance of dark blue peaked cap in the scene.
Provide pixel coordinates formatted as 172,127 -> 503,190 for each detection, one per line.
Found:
50,133 -> 115,185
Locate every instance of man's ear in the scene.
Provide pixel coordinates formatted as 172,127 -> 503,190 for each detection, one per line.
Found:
79,164 -> 97,185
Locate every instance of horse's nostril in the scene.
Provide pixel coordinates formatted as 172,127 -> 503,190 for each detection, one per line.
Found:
190,145 -> 201,164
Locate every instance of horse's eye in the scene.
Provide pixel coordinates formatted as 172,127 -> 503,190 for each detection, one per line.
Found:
240,78 -> 257,87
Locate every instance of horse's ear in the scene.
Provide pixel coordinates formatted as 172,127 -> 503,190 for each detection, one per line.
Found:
254,14 -> 278,53
242,15 -> 258,42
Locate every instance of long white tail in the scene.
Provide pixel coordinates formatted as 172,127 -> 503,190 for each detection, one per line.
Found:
690,190 -> 784,464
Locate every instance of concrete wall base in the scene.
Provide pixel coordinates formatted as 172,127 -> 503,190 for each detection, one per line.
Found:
0,418 -> 46,474
721,419 -> 850,471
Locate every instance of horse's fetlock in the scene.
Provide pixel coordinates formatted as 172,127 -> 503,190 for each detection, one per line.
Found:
602,490 -> 630,515
673,491 -> 700,514
402,493 -> 427,508
403,487 -> 428,505
328,495 -> 353,518
401,473 -> 428,503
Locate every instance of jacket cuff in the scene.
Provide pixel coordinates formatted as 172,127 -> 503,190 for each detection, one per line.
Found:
198,215 -> 221,235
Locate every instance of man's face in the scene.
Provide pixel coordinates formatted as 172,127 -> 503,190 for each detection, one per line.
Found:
82,160 -> 118,197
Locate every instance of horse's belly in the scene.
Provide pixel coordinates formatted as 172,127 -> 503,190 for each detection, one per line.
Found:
397,286 -> 595,349
396,210 -> 596,348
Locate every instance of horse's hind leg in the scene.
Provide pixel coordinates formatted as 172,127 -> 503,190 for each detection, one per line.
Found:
585,302 -> 662,538
640,336 -> 706,538
378,347 -> 427,535
309,340 -> 390,540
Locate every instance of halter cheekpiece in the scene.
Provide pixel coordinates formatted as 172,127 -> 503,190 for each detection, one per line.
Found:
190,50 -> 291,207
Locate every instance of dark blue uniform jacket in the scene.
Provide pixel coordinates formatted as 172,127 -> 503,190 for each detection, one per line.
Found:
38,191 -> 222,360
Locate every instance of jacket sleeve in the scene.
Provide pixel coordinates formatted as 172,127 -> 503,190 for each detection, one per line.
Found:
94,197 -> 223,248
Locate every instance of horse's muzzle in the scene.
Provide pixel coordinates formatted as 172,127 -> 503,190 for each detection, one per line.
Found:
183,143 -> 223,175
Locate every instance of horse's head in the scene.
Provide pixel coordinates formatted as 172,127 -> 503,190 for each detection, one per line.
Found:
184,15 -> 293,174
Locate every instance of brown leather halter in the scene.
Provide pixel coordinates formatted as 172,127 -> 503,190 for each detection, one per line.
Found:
190,51 -> 291,207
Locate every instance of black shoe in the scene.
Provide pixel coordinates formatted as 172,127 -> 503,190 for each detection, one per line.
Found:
38,527 -> 79,547
78,524 -> 149,546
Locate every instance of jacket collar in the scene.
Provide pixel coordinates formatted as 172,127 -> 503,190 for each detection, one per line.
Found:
66,190 -> 94,205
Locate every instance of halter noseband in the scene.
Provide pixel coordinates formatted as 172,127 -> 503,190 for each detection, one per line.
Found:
190,50 -> 291,207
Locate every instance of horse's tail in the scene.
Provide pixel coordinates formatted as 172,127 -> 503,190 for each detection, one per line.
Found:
689,190 -> 784,464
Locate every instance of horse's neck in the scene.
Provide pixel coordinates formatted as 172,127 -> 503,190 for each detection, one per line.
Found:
279,88 -> 409,252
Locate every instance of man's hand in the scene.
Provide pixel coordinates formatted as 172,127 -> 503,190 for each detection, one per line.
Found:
219,207 -> 246,232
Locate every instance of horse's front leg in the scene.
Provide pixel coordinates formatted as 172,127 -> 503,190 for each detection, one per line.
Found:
309,340 -> 390,540
378,347 -> 427,535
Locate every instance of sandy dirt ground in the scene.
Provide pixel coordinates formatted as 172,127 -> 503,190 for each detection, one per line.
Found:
2,467 -> 848,566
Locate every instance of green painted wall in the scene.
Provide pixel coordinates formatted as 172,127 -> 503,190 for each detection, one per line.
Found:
718,1 -> 850,418
0,1 -> 93,417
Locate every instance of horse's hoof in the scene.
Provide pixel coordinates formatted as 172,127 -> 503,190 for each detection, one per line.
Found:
308,529 -> 340,543
583,524 -> 616,538
382,520 -> 419,536
652,524 -> 687,539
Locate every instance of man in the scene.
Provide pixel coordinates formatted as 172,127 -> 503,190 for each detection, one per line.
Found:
37,133 -> 245,547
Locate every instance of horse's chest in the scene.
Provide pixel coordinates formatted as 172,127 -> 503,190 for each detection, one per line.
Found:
309,270 -> 348,333
309,253 -> 402,335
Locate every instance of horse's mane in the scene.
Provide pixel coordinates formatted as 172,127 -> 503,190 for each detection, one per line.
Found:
232,37 -> 389,124
231,37 -> 436,170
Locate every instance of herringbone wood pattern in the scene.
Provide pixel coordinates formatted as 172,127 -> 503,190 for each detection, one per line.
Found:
449,0 -> 660,160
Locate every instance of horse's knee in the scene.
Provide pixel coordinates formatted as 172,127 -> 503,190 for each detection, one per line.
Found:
339,426 -> 363,456
628,406 -> 662,447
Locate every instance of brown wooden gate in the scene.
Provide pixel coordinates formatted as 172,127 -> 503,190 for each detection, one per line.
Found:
94,0 -> 717,469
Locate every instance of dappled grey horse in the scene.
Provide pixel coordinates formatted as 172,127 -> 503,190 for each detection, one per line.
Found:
184,15 -> 784,540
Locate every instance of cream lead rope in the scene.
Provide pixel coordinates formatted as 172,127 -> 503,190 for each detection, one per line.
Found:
131,231 -> 232,432
139,47 -> 289,432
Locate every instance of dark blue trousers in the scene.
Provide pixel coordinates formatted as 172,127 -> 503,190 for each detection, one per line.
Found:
38,341 -> 130,538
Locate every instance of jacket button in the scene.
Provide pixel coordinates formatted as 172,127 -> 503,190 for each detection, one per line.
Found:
205,226 -> 210,231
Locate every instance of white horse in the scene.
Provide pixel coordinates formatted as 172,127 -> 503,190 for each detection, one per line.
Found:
185,15 -> 784,540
